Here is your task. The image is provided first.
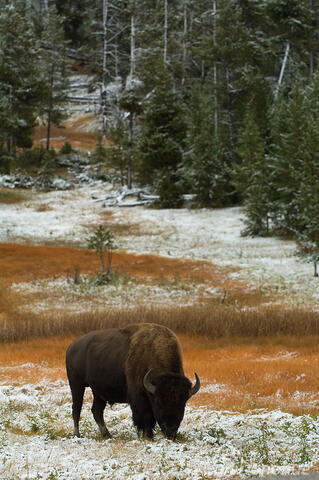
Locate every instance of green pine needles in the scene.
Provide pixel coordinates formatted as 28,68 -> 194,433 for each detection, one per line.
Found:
234,73 -> 319,276
87,225 -> 116,284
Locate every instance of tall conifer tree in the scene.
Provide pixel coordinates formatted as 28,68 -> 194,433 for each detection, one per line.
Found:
0,1 -> 42,153
39,5 -> 69,150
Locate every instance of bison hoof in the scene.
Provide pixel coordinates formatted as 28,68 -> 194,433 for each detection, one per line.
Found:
99,426 -> 112,438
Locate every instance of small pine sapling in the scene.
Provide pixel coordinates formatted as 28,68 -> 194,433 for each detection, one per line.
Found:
37,151 -> 57,190
87,225 -> 115,283
296,234 -> 319,277
91,134 -> 107,164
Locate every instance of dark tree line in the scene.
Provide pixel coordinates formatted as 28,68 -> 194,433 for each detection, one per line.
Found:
0,0 -> 68,170
1,0 -> 319,265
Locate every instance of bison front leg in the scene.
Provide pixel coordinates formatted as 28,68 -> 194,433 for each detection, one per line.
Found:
130,392 -> 155,439
91,393 -> 111,438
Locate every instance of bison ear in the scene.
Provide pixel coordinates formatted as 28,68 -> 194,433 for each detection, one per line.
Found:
189,372 -> 200,397
143,369 -> 156,394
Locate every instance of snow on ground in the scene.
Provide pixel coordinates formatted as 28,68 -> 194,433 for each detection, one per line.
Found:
1,377 -> 319,480
1,183 -> 318,306
118,206 -> 316,305
2,185 -> 319,478
0,185 -> 108,246
11,275 -> 218,314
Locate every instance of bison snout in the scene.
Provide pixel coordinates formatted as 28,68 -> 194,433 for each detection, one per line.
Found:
166,431 -> 177,441
161,426 -> 178,441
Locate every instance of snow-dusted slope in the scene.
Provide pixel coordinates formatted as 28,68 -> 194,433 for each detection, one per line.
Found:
1,184 -> 317,306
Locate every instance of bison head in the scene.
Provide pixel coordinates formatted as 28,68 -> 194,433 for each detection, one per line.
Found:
143,370 -> 200,440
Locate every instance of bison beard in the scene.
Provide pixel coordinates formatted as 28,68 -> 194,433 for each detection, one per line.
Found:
66,323 -> 200,440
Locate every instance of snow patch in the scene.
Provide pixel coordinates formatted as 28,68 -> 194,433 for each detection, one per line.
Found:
0,379 -> 318,479
1,183 -> 318,306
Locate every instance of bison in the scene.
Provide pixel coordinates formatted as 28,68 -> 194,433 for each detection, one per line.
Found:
66,322 -> 200,440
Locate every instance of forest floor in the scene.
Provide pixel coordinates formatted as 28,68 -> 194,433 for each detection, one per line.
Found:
32,114 -> 105,151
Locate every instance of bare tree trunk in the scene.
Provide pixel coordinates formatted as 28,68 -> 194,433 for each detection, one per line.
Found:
39,0 -> 46,18
46,64 -> 55,151
114,42 -> 119,78
11,135 -> 16,157
213,0 -> 218,139
46,113 -> 51,151
107,248 -> 112,276
130,13 -> 136,80
310,51 -> 314,77
164,0 -> 168,65
274,42 -> 290,101
127,11 -> 136,190
201,61 -> 205,79
128,113 -> 134,189
226,68 -> 235,157
102,0 -> 109,138
99,251 -> 106,274
309,0 -> 314,76
314,261 -> 318,277
182,0 -> 188,87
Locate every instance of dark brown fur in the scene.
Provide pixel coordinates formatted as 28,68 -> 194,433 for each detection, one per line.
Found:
66,323 -> 199,439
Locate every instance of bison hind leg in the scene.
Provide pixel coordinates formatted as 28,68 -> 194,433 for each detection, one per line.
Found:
68,382 -> 85,437
91,393 -> 111,438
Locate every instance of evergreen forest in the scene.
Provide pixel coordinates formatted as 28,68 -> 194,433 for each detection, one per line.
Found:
1,0 -> 319,267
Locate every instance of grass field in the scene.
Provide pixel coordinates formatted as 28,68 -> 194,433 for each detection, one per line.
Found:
1,184 -> 319,478
1,240 -> 319,415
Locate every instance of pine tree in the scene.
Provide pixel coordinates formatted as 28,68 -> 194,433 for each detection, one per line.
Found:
0,1 -> 43,154
87,225 -> 116,283
295,126 -> 319,276
117,0 -> 143,188
265,0 -> 318,84
270,80 -> 307,234
294,73 -> 319,275
197,1 -> 270,164
136,66 -> 186,193
108,118 -> 131,186
232,110 -> 271,236
181,84 -> 233,207
55,0 -> 91,46
39,5 -> 69,150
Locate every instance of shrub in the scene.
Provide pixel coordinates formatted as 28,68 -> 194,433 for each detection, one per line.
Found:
87,225 -> 116,280
156,177 -> 184,208
59,142 -> 73,155
0,151 -> 12,174
36,152 -> 57,190
18,146 -> 56,169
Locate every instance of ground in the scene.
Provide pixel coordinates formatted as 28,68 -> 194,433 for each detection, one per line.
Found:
1,181 -> 319,479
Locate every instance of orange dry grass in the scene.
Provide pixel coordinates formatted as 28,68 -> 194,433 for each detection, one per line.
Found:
0,336 -> 71,383
0,242 -> 246,292
181,335 -> 319,414
33,124 -> 98,150
1,334 -> 319,414
32,119 -> 112,151
0,243 -> 97,287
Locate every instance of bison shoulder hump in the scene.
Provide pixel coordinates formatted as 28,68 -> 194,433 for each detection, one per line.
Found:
125,323 -> 183,380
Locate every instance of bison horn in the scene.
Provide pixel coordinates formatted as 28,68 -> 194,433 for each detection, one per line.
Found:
190,372 -> 200,397
143,369 -> 156,394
